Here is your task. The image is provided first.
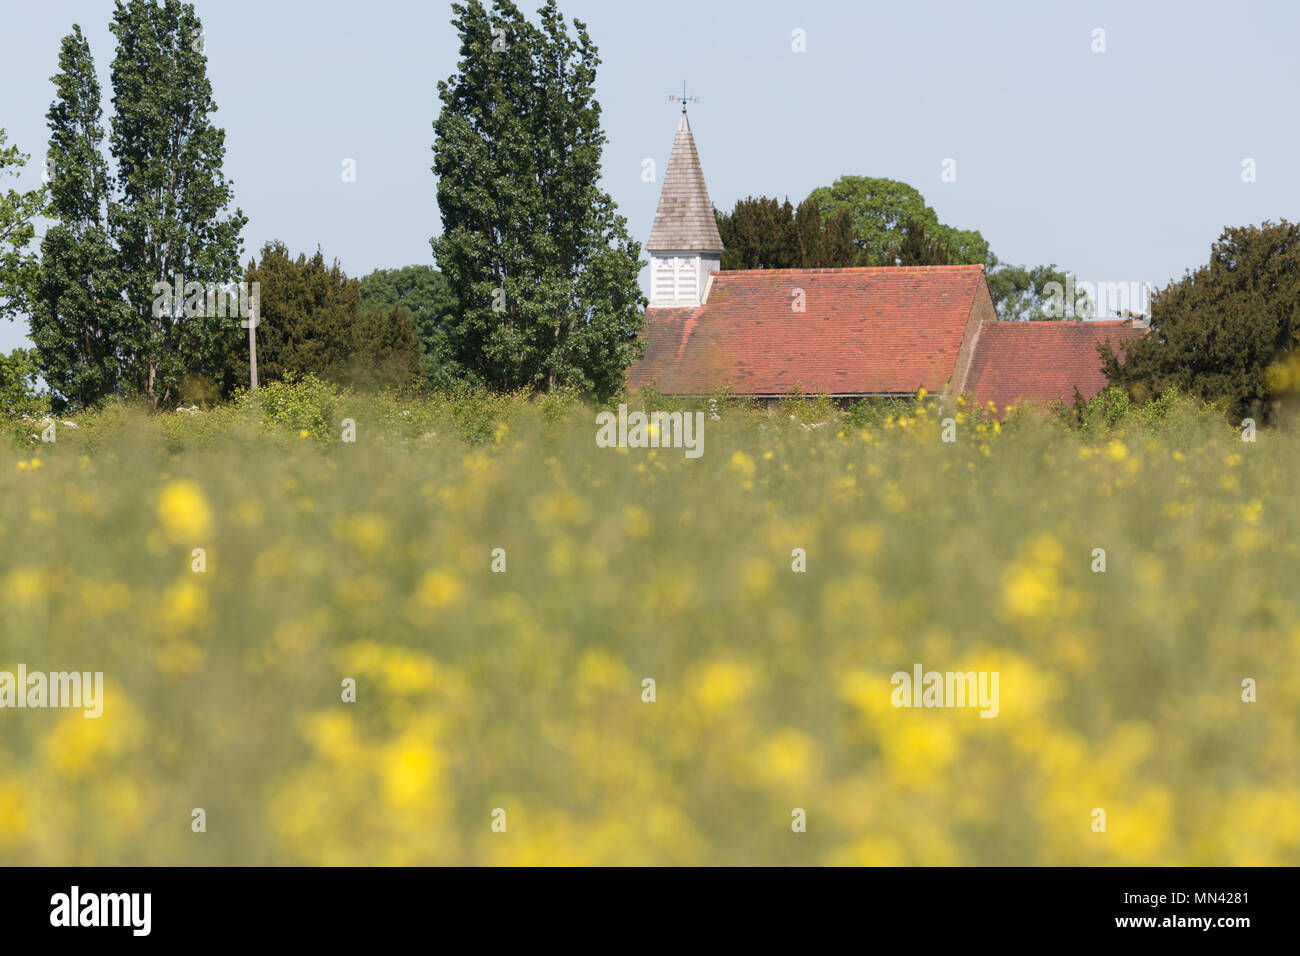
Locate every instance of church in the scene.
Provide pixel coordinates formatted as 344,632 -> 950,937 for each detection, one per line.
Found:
626,108 -> 1146,413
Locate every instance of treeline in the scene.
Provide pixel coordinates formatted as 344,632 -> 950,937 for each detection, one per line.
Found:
715,177 -> 1081,323
1,0 -> 1298,424
1,0 -> 645,413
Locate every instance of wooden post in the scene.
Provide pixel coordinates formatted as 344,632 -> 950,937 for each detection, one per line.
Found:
247,298 -> 259,390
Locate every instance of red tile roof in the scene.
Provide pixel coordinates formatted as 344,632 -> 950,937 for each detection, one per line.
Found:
627,265 -> 986,395
965,320 -> 1147,413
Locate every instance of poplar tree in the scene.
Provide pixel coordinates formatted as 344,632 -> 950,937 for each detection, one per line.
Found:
29,26 -> 130,408
432,0 -> 643,398
108,0 -> 246,406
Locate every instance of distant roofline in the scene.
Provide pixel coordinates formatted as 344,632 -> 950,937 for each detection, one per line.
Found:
983,318 -> 1143,328
707,264 -> 986,277
636,390 -> 923,399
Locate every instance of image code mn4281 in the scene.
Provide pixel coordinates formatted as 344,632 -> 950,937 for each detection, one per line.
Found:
0,0 -> 1295,939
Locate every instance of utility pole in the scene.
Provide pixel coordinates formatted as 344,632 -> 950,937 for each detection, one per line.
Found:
245,292 -> 259,389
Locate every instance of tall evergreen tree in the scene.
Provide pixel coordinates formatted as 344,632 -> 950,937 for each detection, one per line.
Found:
1101,220 -> 1300,421
109,0 -> 246,407
432,0 -> 643,398
29,26 -> 130,409
219,243 -> 422,395
716,196 -> 862,269
896,217 -> 955,266
716,196 -> 798,270
219,242 -> 358,394
794,200 -> 860,268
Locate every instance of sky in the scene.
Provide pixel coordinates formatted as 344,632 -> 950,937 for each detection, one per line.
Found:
2,0 -> 1298,352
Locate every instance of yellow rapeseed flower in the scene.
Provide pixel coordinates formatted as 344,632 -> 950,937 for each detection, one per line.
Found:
416,569 -> 463,609
729,451 -> 755,479
1001,534 -> 1064,620
156,479 -> 214,544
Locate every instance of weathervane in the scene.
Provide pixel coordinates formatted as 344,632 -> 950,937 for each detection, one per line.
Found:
668,81 -> 699,113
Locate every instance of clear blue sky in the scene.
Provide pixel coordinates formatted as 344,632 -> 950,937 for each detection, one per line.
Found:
3,0 -> 1298,351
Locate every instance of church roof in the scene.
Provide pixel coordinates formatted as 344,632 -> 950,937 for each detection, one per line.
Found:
965,320 -> 1146,414
628,265 -> 986,395
646,112 -> 725,253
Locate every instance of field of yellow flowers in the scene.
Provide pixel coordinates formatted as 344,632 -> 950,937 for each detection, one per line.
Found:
2,385 -> 1298,865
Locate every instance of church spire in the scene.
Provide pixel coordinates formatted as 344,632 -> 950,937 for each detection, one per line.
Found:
647,111 -> 724,254
647,109 -> 724,307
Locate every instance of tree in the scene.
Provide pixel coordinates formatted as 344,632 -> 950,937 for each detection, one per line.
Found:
359,265 -> 460,387
109,0 -> 247,407
0,130 -> 44,323
986,262 -> 1090,322
29,26 -> 131,410
896,216 -> 957,266
0,348 -> 48,418
716,196 -> 798,269
807,175 -> 1084,317
350,307 -> 422,391
432,0 -> 643,398
220,242 -> 355,393
807,176 -> 992,268
715,196 -> 861,269
220,242 -> 421,395
796,199 -> 860,268
1101,220 -> 1300,421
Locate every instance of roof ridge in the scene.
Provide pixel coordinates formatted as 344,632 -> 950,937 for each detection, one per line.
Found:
712,264 -> 986,276
985,319 -> 1141,329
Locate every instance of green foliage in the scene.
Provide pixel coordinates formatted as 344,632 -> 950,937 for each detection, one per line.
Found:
1102,220 -> 1300,422
243,374 -> 341,444
986,262 -> 1091,322
0,130 -> 45,322
845,395 -> 925,429
108,0 -> 247,407
350,306 -> 422,392
715,197 -> 861,270
1066,386 -> 1229,446
775,390 -> 841,424
0,348 -> 50,419
359,265 -> 461,388
432,0 -> 644,398
807,176 -> 992,268
716,196 -> 796,269
220,243 -> 421,395
443,382 -> 522,445
221,242 -> 355,392
29,26 -> 132,410
359,264 -> 454,325
803,176 -> 1083,318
